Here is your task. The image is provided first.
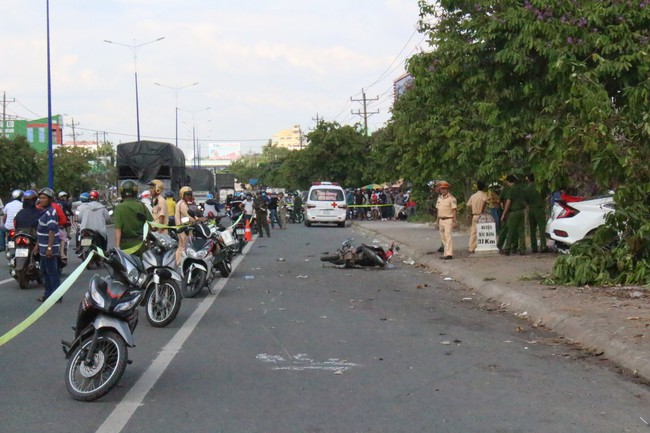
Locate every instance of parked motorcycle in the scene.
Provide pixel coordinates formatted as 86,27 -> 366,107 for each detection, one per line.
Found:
209,219 -> 235,277
62,247 -> 144,401
140,230 -> 183,327
287,208 -> 305,224
320,238 -> 398,268
79,228 -> 105,269
10,232 -> 41,289
177,221 -> 217,298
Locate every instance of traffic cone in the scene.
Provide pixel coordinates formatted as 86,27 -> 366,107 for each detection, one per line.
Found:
244,219 -> 252,241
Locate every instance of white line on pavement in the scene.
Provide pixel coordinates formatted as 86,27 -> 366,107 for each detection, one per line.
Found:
0,278 -> 14,286
95,241 -> 252,433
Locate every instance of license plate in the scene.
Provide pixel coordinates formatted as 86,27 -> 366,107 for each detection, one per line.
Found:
220,231 -> 235,246
15,248 -> 29,258
81,238 -> 92,246
236,229 -> 245,235
7,241 -> 15,248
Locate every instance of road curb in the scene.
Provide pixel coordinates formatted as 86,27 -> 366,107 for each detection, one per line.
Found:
353,222 -> 650,383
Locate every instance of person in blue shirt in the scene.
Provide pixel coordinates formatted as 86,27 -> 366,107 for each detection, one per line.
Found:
13,190 -> 41,236
35,188 -> 61,303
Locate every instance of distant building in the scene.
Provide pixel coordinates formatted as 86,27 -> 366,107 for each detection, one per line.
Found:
1,115 -> 63,152
393,72 -> 414,100
271,124 -> 304,151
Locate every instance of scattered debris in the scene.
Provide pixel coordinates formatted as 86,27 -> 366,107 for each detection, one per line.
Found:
277,257 -> 285,261
403,259 -> 416,265
243,275 -> 255,280
416,283 -> 429,289
514,311 -> 528,317
443,277 -> 454,281
440,340 -> 452,345
630,291 -> 644,299
296,275 -> 309,278
461,297 -> 473,302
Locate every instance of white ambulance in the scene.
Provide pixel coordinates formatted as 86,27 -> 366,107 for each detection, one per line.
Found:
304,181 -> 347,227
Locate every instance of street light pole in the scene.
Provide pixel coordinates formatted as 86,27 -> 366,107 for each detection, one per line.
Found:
179,107 -> 210,168
154,82 -> 198,147
104,36 -> 165,141
46,0 -> 54,188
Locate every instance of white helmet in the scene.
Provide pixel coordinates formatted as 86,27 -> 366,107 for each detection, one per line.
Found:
12,189 -> 23,199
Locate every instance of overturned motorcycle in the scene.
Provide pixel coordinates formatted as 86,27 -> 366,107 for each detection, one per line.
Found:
320,238 -> 398,269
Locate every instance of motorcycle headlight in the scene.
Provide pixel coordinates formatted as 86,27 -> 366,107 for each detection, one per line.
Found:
90,284 -> 105,309
187,248 -> 207,260
114,292 -> 143,312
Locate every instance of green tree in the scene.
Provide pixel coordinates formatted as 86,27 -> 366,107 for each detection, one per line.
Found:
0,136 -> 39,200
389,1 -> 650,284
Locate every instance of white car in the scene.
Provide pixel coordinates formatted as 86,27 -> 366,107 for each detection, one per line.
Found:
304,182 -> 347,227
546,195 -> 615,251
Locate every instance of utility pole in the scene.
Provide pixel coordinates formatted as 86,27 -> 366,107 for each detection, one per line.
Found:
351,88 -> 379,136
2,91 -> 16,138
66,117 -> 81,145
310,113 -> 322,130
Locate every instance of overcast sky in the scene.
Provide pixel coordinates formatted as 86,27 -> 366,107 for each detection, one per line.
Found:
1,0 -> 424,157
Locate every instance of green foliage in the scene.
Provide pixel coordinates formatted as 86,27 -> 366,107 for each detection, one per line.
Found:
0,136 -> 39,200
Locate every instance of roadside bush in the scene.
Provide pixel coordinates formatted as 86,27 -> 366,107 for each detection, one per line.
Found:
548,183 -> 650,287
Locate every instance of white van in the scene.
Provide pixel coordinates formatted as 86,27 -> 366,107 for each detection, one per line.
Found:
305,182 -> 347,227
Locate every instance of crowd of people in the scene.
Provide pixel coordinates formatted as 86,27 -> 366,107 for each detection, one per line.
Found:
344,188 -> 416,221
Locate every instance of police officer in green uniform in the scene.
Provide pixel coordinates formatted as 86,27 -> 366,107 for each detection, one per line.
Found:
524,174 -> 548,253
114,180 -> 153,255
496,180 -> 510,253
500,175 -> 526,255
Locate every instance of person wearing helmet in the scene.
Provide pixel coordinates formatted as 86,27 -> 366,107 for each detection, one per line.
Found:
13,190 -> 41,237
174,186 -> 204,264
148,179 -> 168,232
36,188 -> 62,303
77,189 -> 111,253
56,191 -> 73,226
73,193 -> 91,253
3,189 -> 24,235
203,193 -> 219,219
114,180 -> 152,255
435,181 -> 457,260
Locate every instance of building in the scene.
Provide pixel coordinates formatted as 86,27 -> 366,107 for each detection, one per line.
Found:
1,115 -> 63,152
271,124 -> 304,151
393,72 -> 414,100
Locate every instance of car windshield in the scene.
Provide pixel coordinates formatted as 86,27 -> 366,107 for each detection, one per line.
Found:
310,189 -> 344,201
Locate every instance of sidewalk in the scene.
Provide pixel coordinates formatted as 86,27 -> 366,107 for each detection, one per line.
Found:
353,220 -> 650,382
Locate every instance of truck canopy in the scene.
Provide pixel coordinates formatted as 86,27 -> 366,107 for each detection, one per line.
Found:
117,141 -> 186,190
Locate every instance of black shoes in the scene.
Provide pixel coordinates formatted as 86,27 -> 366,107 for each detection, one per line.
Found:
440,255 -> 453,260
437,246 -> 444,253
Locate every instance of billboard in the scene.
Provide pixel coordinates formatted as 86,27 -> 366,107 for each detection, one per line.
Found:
208,142 -> 241,161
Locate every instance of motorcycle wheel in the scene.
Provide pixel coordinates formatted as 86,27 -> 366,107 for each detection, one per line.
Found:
145,279 -> 182,327
217,258 -> 232,277
183,268 -> 207,298
65,330 -> 128,402
17,269 -> 30,290
297,213 -> 305,223
361,245 -> 386,268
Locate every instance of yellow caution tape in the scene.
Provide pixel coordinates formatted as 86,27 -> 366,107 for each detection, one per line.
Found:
0,251 -> 96,347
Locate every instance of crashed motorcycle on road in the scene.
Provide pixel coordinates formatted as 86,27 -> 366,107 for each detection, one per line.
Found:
320,238 -> 398,268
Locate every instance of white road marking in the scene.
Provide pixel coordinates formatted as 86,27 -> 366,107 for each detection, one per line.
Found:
95,242 -> 251,433
0,278 -> 14,286
256,352 -> 360,373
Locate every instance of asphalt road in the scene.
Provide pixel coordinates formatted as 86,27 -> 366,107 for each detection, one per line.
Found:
1,221 -> 650,433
